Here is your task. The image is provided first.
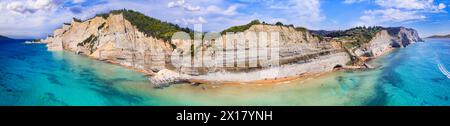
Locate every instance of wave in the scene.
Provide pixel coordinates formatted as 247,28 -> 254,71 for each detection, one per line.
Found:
438,62 -> 450,79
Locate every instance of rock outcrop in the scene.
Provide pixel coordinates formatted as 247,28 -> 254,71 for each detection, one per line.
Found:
355,27 -> 424,57
41,13 -> 173,72
149,69 -> 189,88
387,27 -> 423,48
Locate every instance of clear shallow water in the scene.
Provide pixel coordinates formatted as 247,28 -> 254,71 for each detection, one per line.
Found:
0,39 -> 449,106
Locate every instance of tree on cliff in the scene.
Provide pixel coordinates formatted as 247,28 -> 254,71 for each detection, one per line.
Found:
275,22 -> 284,26
221,20 -> 261,34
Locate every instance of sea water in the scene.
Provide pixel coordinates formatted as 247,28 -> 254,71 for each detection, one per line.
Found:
0,39 -> 449,106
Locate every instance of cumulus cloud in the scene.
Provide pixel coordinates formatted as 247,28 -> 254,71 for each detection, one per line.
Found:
293,0 -> 324,23
373,0 -> 447,12
343,0 -> 366,4
205,5 -> 239,16
168,0 -> 184,8
0,0 -> 112,38
360,9 -> 426,24
356,0 -> 446,26
6,0 -> 58,14
438,3 -> 446,10
168,0 -> 200,12
182,16 -> 207,24
375,0 -> 436,10
72,0 -> 86,4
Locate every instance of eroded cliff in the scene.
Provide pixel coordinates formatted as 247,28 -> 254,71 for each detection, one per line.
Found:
355,27 -> 424,57
42,13 -> 173,73
41,10 -> 423,87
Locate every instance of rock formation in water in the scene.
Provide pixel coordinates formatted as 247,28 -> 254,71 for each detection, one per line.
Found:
40,10 -> 423,87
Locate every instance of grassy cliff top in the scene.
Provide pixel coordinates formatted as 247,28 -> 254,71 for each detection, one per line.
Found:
314,26 -> 384,48
221,20 -> 309,34
77,10 -> 417,49
95,9 -> 194,42
91,10 -> 313,41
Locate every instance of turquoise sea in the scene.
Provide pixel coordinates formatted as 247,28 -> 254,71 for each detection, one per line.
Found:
0,39 -> 449,106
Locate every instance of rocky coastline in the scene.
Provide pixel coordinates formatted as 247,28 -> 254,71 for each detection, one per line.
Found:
38,10 -> 424,88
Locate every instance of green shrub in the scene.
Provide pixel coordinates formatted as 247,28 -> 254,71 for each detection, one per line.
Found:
73,18 -> 82,22
295,27 -> 308,32
221,20 -> 261,34
93,9 -> 194,44
275,22 -> 284,26
324,26 -> 383,48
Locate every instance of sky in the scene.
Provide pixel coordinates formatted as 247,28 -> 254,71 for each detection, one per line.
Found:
0,0 -> 449,39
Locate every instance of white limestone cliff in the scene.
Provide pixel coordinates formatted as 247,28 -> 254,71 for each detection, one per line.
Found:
40,11 -> 423,87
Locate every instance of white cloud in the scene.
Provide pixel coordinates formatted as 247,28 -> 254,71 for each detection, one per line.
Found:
168,0 -> 185,8
375,0 -> 430,10
343,0 -> 366,4
374,0 -> 446,11
6,1 -> 27,13
293,0 -> 324,23
438,3 -> 446,10
168,0 -> 200,12
0,0 -> 126,38
182,16 -> 207,24
360,9 -> 426,24
356,0 -> 446,26
6,0 -> 58,14
72,0 -> 86,4
205,5 -> 239,16
184,4 -> 200,11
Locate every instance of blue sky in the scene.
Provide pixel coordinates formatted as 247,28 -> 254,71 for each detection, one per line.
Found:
0,0 -> 448,38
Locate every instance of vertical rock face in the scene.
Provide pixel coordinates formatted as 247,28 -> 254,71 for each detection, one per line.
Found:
355,27 -> 423,57
171,24 -> 349,75
41,13 -> 173,72
387,27 -> 424,48
355,30 -> 393,57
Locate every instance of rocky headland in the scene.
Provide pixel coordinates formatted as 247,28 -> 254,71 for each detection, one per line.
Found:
39,10 -> 423,88
0,35 -> 12,40
427,34 -> 450,38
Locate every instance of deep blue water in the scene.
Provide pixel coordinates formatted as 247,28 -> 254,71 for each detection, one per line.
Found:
0,39 -> 449,106
372,39 -> 450,105
0,40 -> 151,106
